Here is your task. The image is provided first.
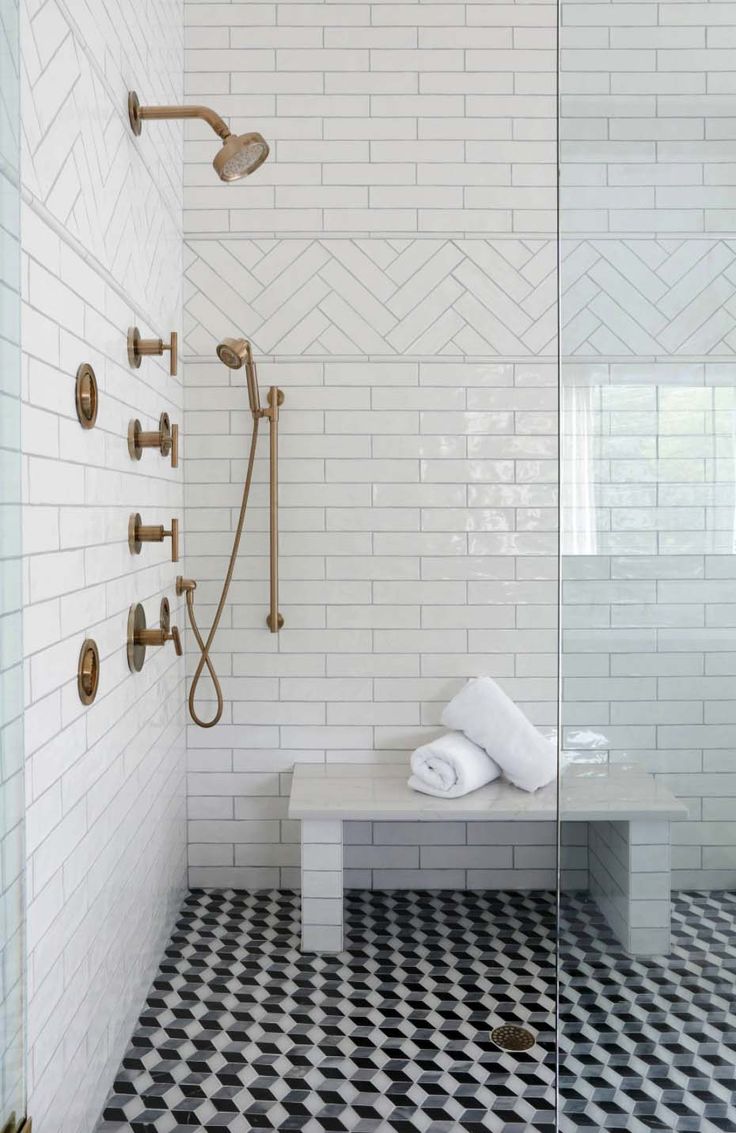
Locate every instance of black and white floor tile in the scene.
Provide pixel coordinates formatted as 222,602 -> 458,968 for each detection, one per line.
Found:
96,888 -> 736,1133
97,889 -> 556,1133
560,890 -> 736,1133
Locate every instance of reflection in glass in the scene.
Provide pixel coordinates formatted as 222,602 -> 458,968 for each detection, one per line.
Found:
0,0 -> 25,1124
559,379 -> 736,1130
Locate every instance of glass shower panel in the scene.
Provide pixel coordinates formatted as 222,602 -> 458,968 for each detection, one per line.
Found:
0,0 -> 25,1125
558,0 -> 736,1129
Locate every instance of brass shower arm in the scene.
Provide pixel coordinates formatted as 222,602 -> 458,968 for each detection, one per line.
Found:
128,92 -> 231,140
138,104 -> 231,140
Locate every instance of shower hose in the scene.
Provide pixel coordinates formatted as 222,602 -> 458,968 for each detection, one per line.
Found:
183,412 -> 260,728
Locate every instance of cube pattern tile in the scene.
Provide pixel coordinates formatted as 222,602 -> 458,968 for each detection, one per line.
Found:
94,886 -> 736,1133
97,887 -> 557,1133
560,889 -> 736,1133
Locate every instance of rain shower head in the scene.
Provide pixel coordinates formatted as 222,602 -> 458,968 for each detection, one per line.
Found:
213,133 -> 270,182
128,91 -> 269,182
217,337 -> 261,417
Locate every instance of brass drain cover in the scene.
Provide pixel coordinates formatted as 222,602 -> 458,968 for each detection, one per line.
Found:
490,1024 -> 536,1052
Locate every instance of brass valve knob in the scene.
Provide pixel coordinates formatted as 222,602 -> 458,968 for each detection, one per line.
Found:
127,598 -> 183,673
128,513 -> 179,562
128,412 -> 179,467
127,326 -> 178,376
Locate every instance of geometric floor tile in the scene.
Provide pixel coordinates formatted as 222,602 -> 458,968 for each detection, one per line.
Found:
95,888 -> 736,1133
559,890 -> 736,1133
96,889 -> 557,1133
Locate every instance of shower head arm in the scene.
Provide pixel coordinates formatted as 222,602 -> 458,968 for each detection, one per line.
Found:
129,92 -> 231,141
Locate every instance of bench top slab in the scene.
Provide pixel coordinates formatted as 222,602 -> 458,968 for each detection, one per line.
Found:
288,760 -> 688,823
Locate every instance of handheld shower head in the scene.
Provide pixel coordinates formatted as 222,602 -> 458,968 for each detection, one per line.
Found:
217,337 -> 261,417
216,337 -> 249,370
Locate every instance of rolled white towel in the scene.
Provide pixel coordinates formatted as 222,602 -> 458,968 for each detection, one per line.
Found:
409,731 -> 501,799
442,677 -> 557,793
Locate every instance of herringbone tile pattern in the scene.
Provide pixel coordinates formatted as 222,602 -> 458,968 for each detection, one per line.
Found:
184,237 -> 558,358
22,0 -> 182,323
563,239 -> 736,357
185,236 -> 736,360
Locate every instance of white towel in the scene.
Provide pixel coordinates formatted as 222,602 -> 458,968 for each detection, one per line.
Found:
442,677 -> 557,793
409,731 -> 501,799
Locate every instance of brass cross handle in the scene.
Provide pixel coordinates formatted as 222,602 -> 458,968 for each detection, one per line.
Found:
128,513 -> 179,562
127,598 -> 183,673
127,326 -> 178,376
168,624 -> 183,655
159,596 -> 183,655
128,412 -> 179,467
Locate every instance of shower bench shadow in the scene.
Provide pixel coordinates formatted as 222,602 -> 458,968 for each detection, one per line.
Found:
288,760 -> 687,958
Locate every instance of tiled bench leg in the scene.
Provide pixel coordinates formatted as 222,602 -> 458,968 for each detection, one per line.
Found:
588,818 -> 671,956
300,819 -> 344,953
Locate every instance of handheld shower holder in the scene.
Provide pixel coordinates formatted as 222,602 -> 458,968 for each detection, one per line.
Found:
259,386 -> 285,420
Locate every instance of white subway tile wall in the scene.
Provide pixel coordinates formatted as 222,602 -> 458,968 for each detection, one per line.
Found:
561,1 -> 736,357
20,2 -> 186,1131
182,0 -> 561,889
560,0 -> 736,889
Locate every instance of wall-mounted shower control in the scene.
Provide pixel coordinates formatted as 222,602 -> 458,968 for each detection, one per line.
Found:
127,326 -> 178,376
127,598 -> 182,673
75,363 -> 99,429
77,638 -> 100,704
128,513 -> 179,562
128,412 -> 179,467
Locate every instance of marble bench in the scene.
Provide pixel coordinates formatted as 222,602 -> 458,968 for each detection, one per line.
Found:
288,760 -> 688,956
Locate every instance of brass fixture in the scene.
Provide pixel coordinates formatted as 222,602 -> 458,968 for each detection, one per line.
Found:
265,385 -> 284,633
127,326 -> 178,376
128,91 -> 269,182
128,512 -> 179,562
75,362 -> 98,428
217,337 -> 261,415
2,1115 -> 32,1133
215,335 -> 283,630
77,638 -> 100,705
128,412 -> 179,467
181,337 -> 284,729
127,597 -> 182,673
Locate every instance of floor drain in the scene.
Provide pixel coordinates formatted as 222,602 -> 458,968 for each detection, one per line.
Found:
490,1024 -> 536,1052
